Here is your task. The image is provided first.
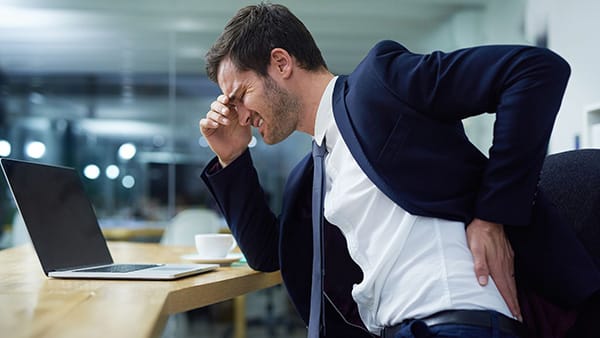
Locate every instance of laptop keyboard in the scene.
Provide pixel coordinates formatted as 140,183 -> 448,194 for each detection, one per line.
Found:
74,264 -> 161,273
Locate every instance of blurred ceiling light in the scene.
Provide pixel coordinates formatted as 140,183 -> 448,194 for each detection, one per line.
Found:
25,141 -> 46,159
248,136 -> 257,148
174,19 -> 207,31
78,120 -> 166,138
83,164 -> 100,180
0,5 -> 72,28
118,143 -> 136,160
0,140 -> 11,157
121,175 -> 135,189
198,136 -> 209,148
105,165 -> 120,180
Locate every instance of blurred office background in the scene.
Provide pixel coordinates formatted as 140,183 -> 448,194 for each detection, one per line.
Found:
0,0 -> 599,336
2,0 -> 600,236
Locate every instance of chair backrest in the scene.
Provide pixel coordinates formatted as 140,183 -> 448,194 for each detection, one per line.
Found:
539,149 -> 600,262
160,208 -> 223,246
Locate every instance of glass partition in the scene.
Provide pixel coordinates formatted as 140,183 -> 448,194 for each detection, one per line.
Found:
0,6 -> 311,247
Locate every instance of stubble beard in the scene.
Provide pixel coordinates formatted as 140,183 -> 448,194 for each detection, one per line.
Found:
262,76 -> 302,145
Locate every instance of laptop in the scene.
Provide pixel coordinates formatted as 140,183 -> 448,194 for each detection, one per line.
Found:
1,158 -> 219,280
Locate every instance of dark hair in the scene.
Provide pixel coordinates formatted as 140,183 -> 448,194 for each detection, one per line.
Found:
205,3 -> 327,82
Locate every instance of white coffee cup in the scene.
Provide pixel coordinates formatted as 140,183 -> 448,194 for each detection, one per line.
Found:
194,234 -> 237,258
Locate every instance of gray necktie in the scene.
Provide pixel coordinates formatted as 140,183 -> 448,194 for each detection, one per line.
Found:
308,139 -> 327,338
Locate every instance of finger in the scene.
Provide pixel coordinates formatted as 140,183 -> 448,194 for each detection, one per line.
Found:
492,271 -> 522,321
471,245 -> 490,286
210,100 -> 230,116
487,244 -> 520,321
207,110 -> 231,125
507,278 -> 522,321
217,94 -> 230,105
199,117 -> 218,132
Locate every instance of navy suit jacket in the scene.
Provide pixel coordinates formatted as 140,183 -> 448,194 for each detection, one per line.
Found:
202,41 -> 600,336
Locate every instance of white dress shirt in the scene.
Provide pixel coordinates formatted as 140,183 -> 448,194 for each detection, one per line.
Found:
314,76 -> 511,334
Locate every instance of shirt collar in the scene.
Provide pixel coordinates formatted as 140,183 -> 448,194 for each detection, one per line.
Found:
314,76 -> 338,147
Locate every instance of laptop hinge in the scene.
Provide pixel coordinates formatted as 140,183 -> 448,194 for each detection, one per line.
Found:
52,263 -> 113,272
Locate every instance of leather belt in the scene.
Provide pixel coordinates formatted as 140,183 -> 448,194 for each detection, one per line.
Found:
381,310 -> 527,337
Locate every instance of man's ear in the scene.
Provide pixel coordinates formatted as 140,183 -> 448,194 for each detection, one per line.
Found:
269,48 -> 293,79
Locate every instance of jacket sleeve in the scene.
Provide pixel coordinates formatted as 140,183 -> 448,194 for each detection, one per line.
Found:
201,149 -> 280,271
372,40 -> 571,225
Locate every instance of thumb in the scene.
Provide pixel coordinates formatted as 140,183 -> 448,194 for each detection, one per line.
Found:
472,248 -> 490,286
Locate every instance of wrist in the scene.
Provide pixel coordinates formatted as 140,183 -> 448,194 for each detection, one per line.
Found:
217,148 -> 247,168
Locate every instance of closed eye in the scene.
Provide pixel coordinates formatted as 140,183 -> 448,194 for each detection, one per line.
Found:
229,91 -> 245,107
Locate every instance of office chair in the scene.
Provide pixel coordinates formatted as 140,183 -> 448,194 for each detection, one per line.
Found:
538,148 -> 600,264
537,148 -> 600,338
160,208 -> 223,246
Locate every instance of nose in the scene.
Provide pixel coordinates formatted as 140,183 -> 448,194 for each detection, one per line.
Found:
236,105 -> 252,126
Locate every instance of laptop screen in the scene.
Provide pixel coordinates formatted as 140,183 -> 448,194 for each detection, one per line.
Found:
1,159 -> 113,274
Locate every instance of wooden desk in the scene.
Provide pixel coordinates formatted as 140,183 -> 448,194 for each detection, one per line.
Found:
99,220 -> 167,241
0,242 -> 282,338
101,227 -> 165,241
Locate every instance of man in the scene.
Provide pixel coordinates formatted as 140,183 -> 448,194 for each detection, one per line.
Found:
199,3 -> 600,337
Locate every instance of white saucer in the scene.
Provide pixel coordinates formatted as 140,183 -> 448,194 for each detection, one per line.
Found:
180,253 -> 243,265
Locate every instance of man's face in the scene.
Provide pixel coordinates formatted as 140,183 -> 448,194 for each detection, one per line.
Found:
217,58 -> 301,145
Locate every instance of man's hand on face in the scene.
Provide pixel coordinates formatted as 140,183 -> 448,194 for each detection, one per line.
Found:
466,218 -> 522,322
200,94 -> 252,167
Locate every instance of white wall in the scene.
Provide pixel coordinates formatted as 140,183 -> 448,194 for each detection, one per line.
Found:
422,0 -> 529,155
536,0 -> 600,152
423,0 -> 527,51
424,0 -> 600,154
